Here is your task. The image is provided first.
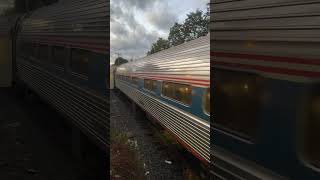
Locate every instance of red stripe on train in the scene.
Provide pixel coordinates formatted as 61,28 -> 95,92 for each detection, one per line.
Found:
211,52 -> 320,66
215,61 -> 320,77
132,73 -> 210,83
128,75 -> 210,86
145,77 -> 209,86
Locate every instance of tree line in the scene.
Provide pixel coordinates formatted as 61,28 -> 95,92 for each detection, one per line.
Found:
147,8 -> 209,55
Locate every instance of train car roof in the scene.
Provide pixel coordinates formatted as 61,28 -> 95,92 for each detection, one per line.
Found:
116,34 -> 210,87
19,0 -> 108,54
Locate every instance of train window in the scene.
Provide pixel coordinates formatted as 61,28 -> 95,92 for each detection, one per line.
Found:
213,69 -> 264,140
132,77 -> 139,85
203,88 -> 210,115
38,44 -> 49,61
144,79 -> 157,92
71,49 -> 89,76
20,42 -> 32,57
31,43 -> 38,58
52,46 -> 66,67
304,85 -> 320,168
131,77 -> 139,85
162,82 -> 192,105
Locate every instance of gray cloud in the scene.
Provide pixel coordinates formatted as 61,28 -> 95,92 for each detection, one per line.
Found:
111,0 -> 159,62
126,0 -> 158,10
111,0 -> 158,11
146,3 -> 177,32
110,0 -> 207,64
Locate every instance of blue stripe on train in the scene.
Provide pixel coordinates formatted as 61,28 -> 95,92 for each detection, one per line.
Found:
125,78 -> 209,122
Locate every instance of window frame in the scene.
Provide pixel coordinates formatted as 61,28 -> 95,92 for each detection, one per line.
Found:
203,88 -> 210,116
212,69 -> 265,142
37,43 -> 49,62
19,41 -> 32,58
28,42 -> 38,61
300,83 -> 320,170
131,76 -> 139,86
70,48 -> 90,77
143,79 -> 158,93
51,45 -> 66,69
161,81 -> 192,106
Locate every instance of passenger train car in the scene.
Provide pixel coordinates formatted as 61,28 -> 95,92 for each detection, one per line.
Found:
115,35 -> 210,163
1,0 -> 109,152
0,15 -> 19,87
211,1 -> 320,179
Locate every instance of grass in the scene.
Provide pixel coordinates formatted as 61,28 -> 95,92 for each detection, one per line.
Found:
110,129 -> 146,180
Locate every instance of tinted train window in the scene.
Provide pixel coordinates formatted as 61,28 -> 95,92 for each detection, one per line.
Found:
52,46 -> 65,67
213,70 -> 264,140
38,44 -> 49,61
162,82 -> 192,105
71,49 -> 89,76
144,79 -> 157,92
204,88 -> 210,115
31,43 -> 37,58
132,77 -> 139,85
304,85 -> 320,168
20,42 -> 30,57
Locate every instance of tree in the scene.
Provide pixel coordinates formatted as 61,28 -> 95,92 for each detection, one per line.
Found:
168,23 -> 185,46
183,10 -> 209,42
147,38 -> 170,55
147,8 -> 209,55
114,57 -> 128,66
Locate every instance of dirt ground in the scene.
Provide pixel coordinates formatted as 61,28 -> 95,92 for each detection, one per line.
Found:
0,87 -> 106,180
110,129 -> 146,180
110,90 -> 208,180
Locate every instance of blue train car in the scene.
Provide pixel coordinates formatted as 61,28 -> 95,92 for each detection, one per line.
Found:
211,1 -> 320,179
115,35 -> 210,163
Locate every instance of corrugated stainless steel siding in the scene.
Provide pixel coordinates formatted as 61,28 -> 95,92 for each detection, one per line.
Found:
116,35 -> 210,87
116,80 -> 210,162
19,0 -> 108,53
210,147 -> 289,180
17,59 -> 109,149
211,0 -> 320,81
212,0 -> 320,41
0,15 -> 19,36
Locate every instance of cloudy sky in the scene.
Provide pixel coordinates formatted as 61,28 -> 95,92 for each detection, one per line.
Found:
110,0 -> 209,64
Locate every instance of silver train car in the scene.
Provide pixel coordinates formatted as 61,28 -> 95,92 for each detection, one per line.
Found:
115,35 -> 210,163
211,0 -> 320,179
0,15 -> 19,87
14,0 -> 109,150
